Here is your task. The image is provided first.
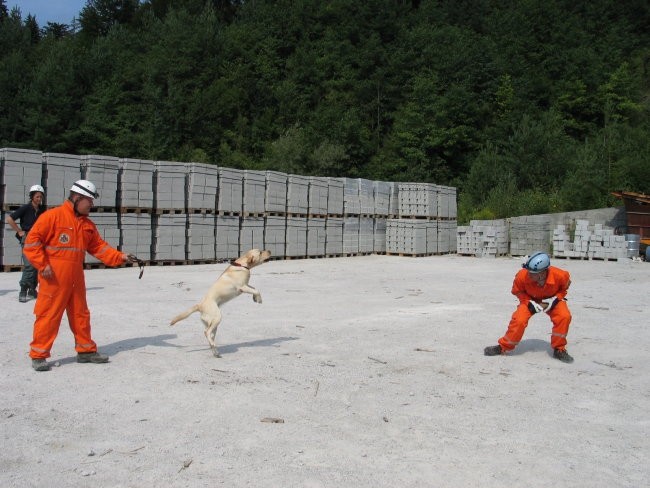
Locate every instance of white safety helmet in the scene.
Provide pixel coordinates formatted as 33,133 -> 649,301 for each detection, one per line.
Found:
523,252 -> 551,273
70,179 -> 99,199
29,184 -> 45,194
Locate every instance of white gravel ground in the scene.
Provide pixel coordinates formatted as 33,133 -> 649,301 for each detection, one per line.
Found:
1,254 -> 648,487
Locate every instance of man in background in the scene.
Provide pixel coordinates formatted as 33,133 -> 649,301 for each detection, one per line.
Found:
5,184 -> 46,302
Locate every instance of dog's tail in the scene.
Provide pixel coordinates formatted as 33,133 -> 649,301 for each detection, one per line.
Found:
170,304 -> 200,326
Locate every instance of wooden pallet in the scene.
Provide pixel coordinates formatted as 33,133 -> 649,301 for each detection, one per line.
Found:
2,265 -> 23,272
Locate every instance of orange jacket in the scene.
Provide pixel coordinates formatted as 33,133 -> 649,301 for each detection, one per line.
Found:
23,200 -> 124,271
511,266 -> 571,305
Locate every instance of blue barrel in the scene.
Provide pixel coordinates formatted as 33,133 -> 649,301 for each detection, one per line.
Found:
646,245 -> 650,261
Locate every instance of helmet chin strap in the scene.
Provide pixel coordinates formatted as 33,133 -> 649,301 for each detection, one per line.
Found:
70,195 -> 83,216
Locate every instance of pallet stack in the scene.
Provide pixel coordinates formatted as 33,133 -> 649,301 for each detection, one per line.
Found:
0,149 -> 44,268
552,220 -> 627,260
456,219 -> 508,257
509,215 -> 552,256
1,147 -> 458,270
385,183 -> 457,256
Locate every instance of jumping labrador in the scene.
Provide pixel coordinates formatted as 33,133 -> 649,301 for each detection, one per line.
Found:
170,249 -> 272,357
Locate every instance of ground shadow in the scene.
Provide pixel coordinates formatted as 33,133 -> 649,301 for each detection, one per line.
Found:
0,286 -> 103,297
54,333 -> 179,365
0,288 -> 18,297
187,336 -> 299,356
508,338 -> 552,357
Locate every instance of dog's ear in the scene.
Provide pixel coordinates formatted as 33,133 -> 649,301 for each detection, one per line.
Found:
245,249 -> 259,267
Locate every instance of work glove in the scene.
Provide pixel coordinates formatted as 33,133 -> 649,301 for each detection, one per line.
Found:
125,253 -> 138,264
545,297 -> 565,314
528,300 -> 545,314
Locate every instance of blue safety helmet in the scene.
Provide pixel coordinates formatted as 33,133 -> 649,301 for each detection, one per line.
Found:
523,252 -> 550,273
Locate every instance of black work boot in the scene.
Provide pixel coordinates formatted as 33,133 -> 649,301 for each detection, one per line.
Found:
28,287 -> 38,299
553,348 -> 574,363
484,345 -> 503,356
19,286 -> 28,303
77,352 -> 109,364
32,359 -> 51,372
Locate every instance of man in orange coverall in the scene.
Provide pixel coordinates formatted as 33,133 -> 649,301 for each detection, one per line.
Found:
23,180 -> 136,372
484,252 -> 574,363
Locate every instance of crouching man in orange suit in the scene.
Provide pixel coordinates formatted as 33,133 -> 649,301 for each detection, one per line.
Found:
484,252 -> 574,363
23,180 -> 136,372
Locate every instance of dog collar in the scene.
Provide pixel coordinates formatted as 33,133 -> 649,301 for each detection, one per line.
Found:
230,261 -> 249,270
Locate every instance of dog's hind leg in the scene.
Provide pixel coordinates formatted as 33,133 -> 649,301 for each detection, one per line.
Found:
200,306 -> 222,357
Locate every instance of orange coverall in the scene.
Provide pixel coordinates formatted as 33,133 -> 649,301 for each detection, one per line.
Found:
23,200 -> 124,359
498,266 -> 572,352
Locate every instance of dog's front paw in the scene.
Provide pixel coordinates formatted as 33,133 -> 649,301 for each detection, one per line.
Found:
253,294 -> 263,304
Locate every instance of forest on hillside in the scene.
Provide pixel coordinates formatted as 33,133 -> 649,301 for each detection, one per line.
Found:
1,0 -> 648,221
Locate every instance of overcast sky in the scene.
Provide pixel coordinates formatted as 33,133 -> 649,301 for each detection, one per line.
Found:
8,1 -> 87,25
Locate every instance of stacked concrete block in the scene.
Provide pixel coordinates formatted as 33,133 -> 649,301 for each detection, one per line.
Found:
398,183 -> 437,218
608,234 -> 627,259
449,221 -> 458,253
287,174 -> 309,214
468,219 -> 508,257
243,170 -> 266,215
308,177 -> 329,216
437,220 -> 457,254
427,220 -> 439,254
43,153 -> 83,205
587,228 -> 618,260
553,220 -> 628,260
359,216 -> 374,253
1,148 -> 43,207
325,217 -> 343,255
386,219 -> 430,255
573,220 -> 591,257
240,216 -> 265,254
342,178 -> 361,215
217,167 -> 244,214
188,163 -> 219,211
343,216 -> 360,254
449,187 -> 458,219
85,213 -> 120,264
373,217 -> 387,253
154,214 -> 187,261
264,215 -> 286,258
456,225 -> 473,255
285,216 -> 307,257
388,182 -> 399,217
510,215 -> 551,256
358,178 -> 375,215
437,185 -> 458,220
188,214 -> 216,261
154,161 -> 186,211
216,215 -> 240,260
307,217 -> 326,256
373,181 -> 391,217
265,171 -> 287,213
553,220 -> 589,258
552,224 -> 571,256
120,213 -> 152,261
327,178 -> 344,215
82,155 -> 120,208
385,219 -> 399,254
2,147 -> 466,267
119,158 -> 155,209
1,211 -> 22,266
